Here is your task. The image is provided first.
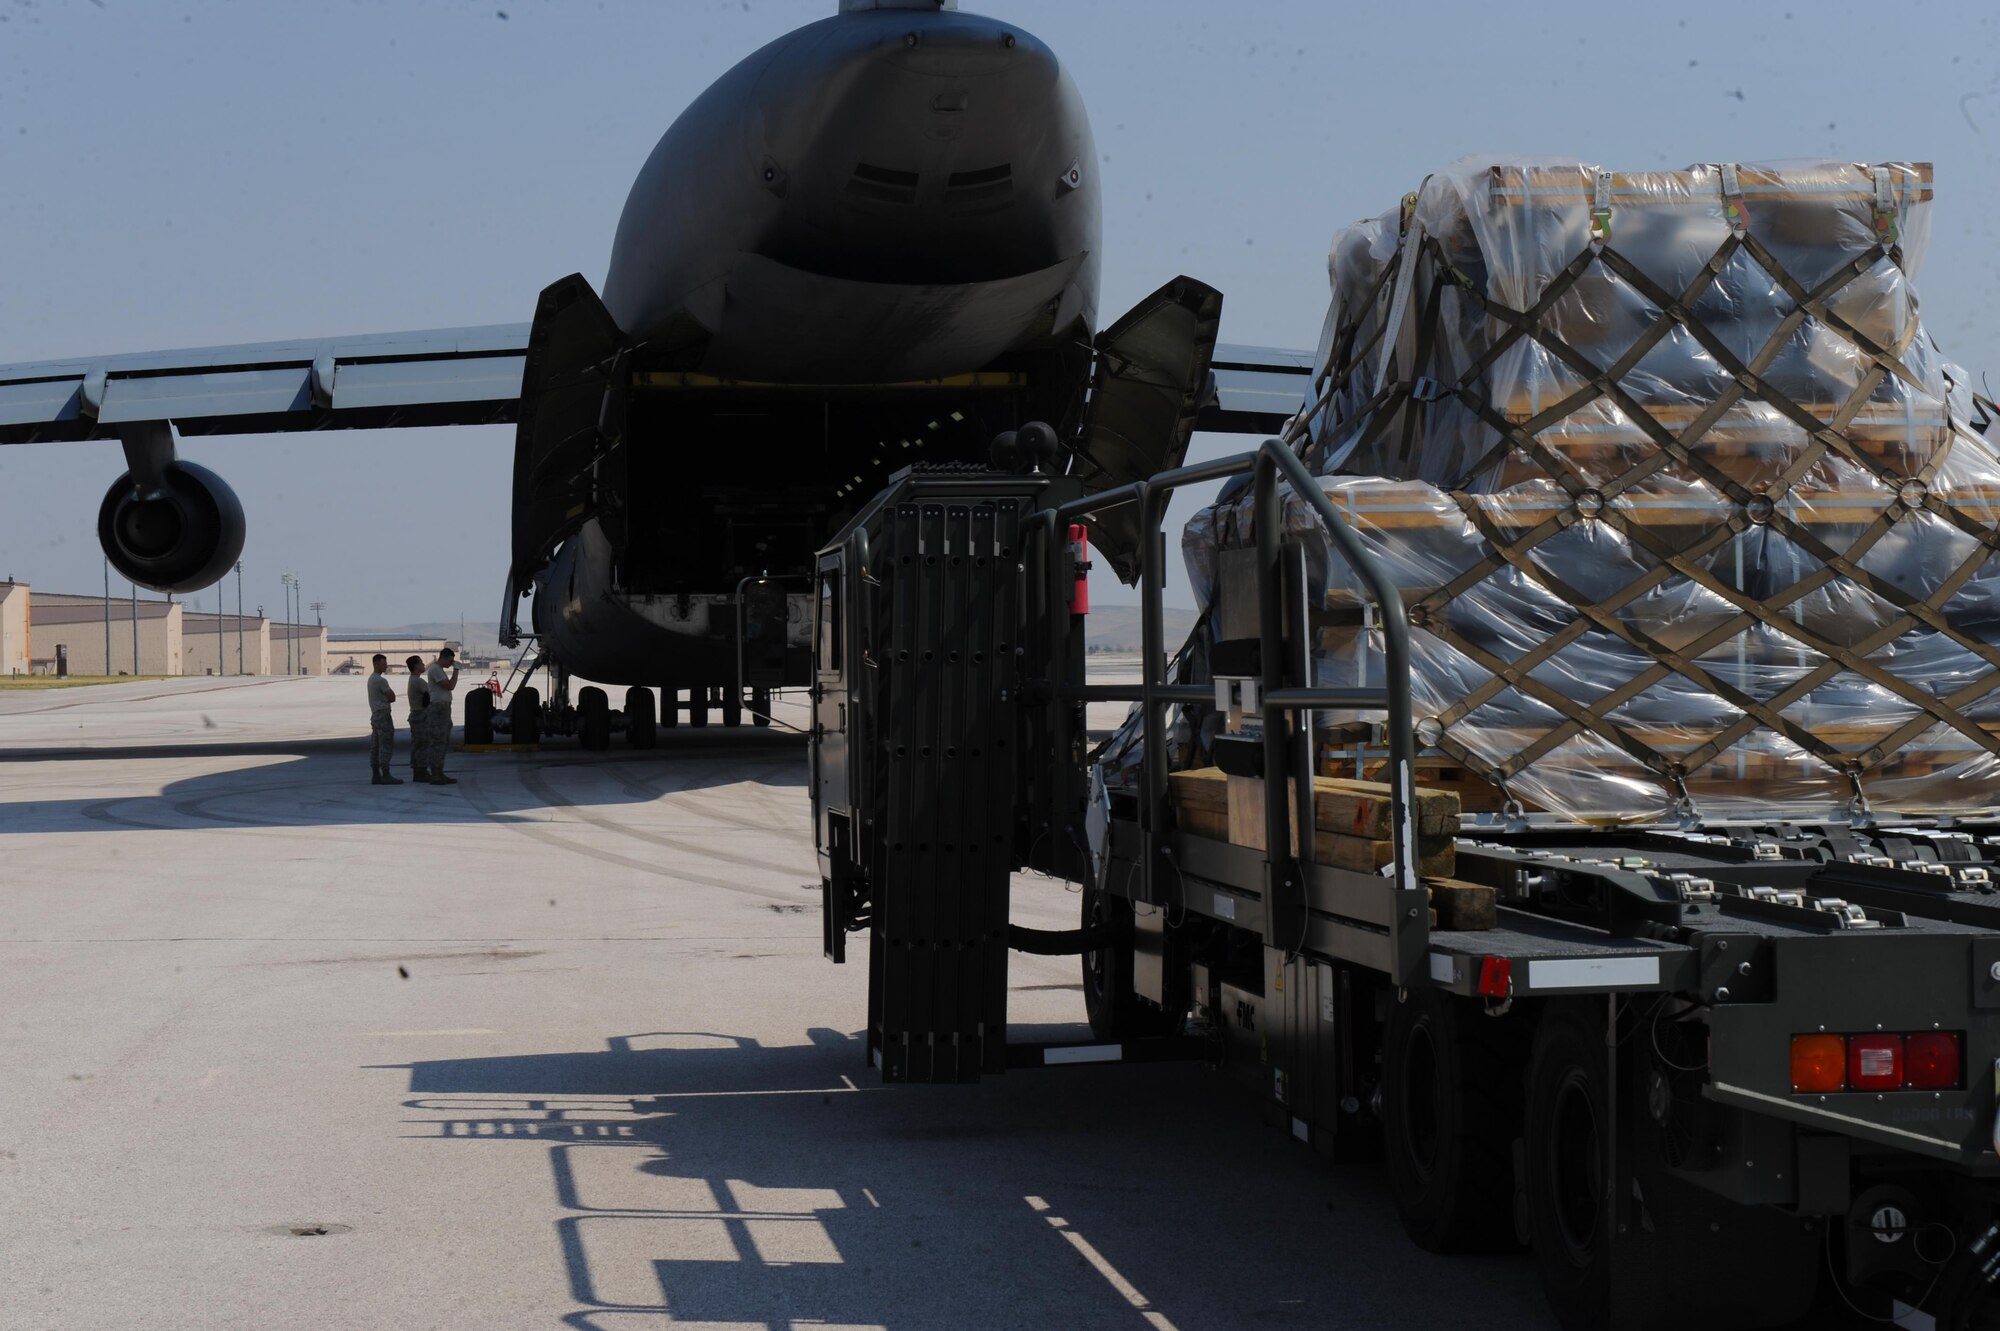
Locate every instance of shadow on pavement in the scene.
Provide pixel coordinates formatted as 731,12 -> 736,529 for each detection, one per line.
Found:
4,728 -> 807,835
381,1028 -> 1551,1331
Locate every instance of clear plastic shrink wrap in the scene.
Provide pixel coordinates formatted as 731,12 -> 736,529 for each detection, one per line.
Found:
1176,158 -> 2000,823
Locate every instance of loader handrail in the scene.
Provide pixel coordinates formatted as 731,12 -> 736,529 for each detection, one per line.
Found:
1048,437 -> 1424,984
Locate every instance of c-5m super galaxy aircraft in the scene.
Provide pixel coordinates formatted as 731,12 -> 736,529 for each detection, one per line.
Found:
0,0 -> 1307,737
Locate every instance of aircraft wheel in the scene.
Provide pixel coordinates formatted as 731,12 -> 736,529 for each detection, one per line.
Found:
660,687 -> 679,729
625,687 -> 656,749
1382,986 -> 1521,1253
721,691 -> 743,728
752,687 -> 772,727
510,686 -> 541,745
689,688 -> 710,728
463,688 -> 495,746
579,686 -> 610,750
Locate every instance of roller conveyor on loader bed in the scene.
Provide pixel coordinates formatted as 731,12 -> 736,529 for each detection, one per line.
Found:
807,438 -> 2000,1330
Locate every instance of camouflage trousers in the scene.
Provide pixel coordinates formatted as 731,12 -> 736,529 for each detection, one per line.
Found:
369,712 -> 393,772
428,699 -> 453,773
409,709 -> 434,774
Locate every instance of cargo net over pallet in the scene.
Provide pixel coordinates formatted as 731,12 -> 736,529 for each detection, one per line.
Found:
1185,157 -> 2000,823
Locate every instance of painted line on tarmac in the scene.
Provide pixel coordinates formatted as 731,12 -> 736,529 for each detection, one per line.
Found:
1025,1195 -> 1183,1331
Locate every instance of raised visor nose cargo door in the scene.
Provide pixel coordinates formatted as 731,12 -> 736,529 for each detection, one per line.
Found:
509,274 -> 626,585
1069,276 -> 1223,583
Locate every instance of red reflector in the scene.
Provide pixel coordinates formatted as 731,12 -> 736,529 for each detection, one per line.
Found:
1476,956 -> 1512,997
1791,1034 -> 1846,1092
1847,1034 -> 1903,1091
1906,1032 -> 1962,1090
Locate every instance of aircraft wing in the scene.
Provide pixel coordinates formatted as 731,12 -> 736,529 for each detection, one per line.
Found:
0,324 -> 531,444
0,327 -> 1309,446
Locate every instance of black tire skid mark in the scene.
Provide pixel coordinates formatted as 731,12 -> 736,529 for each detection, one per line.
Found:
513,764 -> 813,883
596,756 -> 810,842
457,765 -> 798,903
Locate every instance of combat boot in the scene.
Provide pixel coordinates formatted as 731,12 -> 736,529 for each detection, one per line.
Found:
379,771 -> 404,785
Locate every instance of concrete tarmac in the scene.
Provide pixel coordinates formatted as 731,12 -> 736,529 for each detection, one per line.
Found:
0,676 -> 1550,1330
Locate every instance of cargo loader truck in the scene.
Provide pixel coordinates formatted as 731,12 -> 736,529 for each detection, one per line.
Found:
807,438 -> 2000,1330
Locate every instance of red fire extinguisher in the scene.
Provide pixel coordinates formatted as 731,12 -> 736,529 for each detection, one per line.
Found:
1066,523 -> 1091,615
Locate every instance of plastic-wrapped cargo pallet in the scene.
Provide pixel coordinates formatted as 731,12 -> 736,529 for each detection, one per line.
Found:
1182,156 -> 2000,823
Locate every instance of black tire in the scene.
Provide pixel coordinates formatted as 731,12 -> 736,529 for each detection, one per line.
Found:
1525,1000 -> 1819,1330
1080,882 -> 1182,1041
721,690 -> 743,728
752,687 -> 772,727
625,687 -> 656,749
660,687 -> 679,729
510,686 -> 541,745
1524,1001 -> 1612,1330
578,686 -> 610,750
1382,987 -> 1522,1252
463,688 -> 495,746
689,688 -> 710,728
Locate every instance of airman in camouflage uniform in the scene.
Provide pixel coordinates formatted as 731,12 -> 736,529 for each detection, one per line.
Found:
367,654 -> 402,785
406,655 -> 433,781
423,648 -> 460,785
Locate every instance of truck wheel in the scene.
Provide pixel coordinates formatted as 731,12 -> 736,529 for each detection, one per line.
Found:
752,687 -> 772,727
1080,882 -> 1181,1041
660,687 -> 679,729
510,686 -> 541,745
722,691 -> 743,728
579,686 -> 610,750
625,687 -> 656,749
1524,1001 -> 1613,1330
1382,987 -> 1521,1252
463,688 -> 495,745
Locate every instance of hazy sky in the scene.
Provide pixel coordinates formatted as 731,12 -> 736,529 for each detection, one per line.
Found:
3,0 -> 1998,624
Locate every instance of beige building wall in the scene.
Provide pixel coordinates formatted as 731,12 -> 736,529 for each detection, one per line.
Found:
31,600 -> 182,675
325,638 -> 448,674
269,623 -> 329,675
181,614 -> 273,676
0,582 -> 27,675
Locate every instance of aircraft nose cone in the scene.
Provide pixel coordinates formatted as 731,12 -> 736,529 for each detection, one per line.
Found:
757,14 -> 1089,285
885,17 -> 1051,79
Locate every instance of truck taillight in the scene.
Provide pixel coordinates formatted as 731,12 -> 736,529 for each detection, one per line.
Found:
1791,1030 -> 1964,1093
1791,1034 -> 1846,1092
1906,1032 -> 1962,1090
1847,1034 -> 1903,1091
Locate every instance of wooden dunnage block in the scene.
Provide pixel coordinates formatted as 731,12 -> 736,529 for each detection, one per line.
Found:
1168,766 -> 1456,876
1426,877 -> 1497,931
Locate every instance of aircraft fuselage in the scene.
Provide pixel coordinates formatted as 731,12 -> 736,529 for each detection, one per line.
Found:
531,3 -> 1101,693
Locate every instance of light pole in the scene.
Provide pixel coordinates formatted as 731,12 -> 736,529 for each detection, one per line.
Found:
234,561 -> 244,675
280,573 -> 296,675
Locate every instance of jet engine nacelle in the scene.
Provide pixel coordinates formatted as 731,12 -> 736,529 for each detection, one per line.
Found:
97,459 -> 246,594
